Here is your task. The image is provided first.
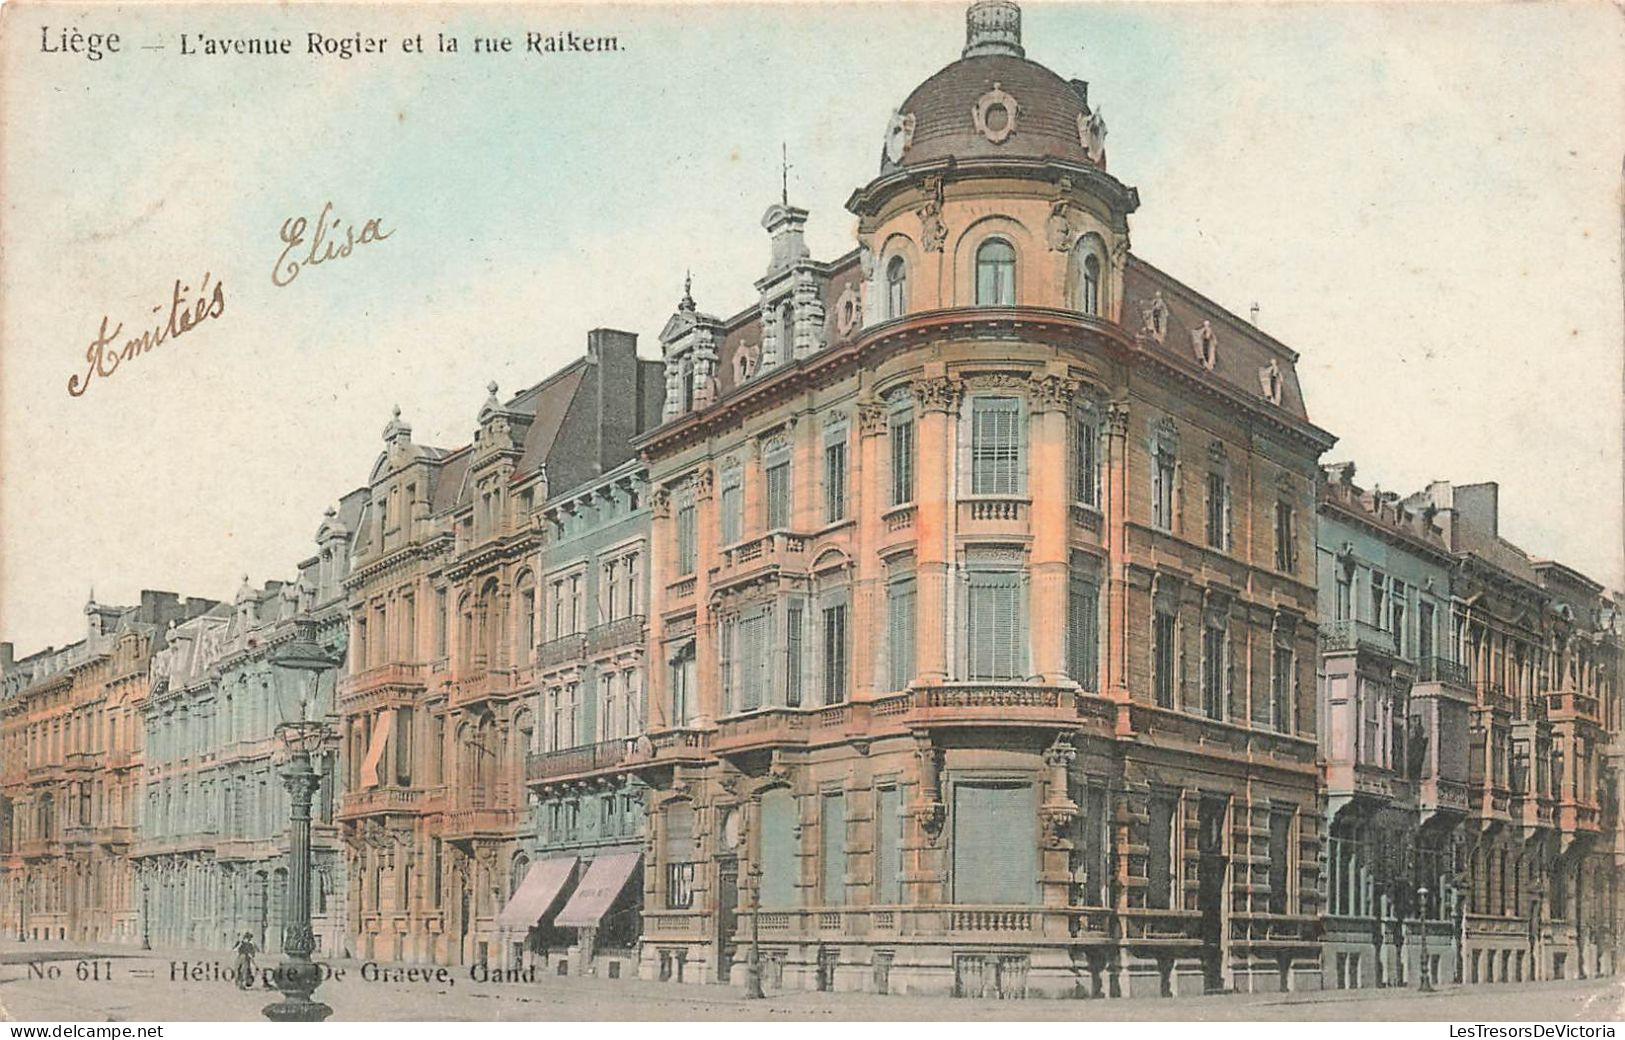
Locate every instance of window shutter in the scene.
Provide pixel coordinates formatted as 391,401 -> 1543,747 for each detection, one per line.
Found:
1223,482 -> 1234,551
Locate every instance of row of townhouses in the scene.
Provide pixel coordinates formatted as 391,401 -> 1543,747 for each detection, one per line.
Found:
3,0 -> 1620,1000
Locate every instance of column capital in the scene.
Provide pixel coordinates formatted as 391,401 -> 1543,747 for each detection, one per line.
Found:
1028,374 -> 1079,414
914,377 -> 961,415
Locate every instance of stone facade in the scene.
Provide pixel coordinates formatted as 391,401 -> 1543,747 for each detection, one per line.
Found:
336,328 -> 663,968
0,0 -> 1619,1004
633,3 -> 1331,999
1316,464 -> 1466,990
133,495 -> 360,955
0,592 -> 218,944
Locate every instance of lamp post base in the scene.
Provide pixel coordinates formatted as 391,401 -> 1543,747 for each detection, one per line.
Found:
261,956 -> 333,1022
262,998 -> 334,1023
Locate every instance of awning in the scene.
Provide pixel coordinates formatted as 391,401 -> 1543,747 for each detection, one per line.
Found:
554,852 -> 641,930
495,856 -> 576,930
358,709 -> 394,790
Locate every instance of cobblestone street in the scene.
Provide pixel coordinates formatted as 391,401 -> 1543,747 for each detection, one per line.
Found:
0,944 -> 1621,1022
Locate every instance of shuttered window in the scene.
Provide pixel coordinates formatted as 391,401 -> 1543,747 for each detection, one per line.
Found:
720,480 -> 742,547
887,576 -> 917,691
952,782 -> 1036,904
665,802 -> 695,910
874,786 -> 902,904
759,788 -> 796,909
675,503 -> 697,575
1152,450 -> 1176,530
822,604 -> 849,704
1201,624 -> 1226,721
740,609 -> 771,710
824,440 -> 847,522
821,792 -> 846,906
1067,574 -> 1099,692
766,460 -> 791,531
1153,611 -> 1176,708
1073,409 -> 1100,507
718,617 -> 736,714
1147,794 -> 1175,909
1268,810 -> 1293,915
970,397 -> 1023,496
786,606 -> 804,708
1272,646 -> 1294,732
966,569 -> 1022,681
1206,472 -> 1231,550
890,408 -> 915,505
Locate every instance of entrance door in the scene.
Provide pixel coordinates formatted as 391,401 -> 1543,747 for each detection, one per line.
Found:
716,858 -> 738,983
1197,796 -> 1229,993
458,886 -> 471,966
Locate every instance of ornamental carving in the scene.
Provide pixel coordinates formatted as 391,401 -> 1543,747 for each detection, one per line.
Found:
858,401 -> 888,438
884,109 -> 917,165
859,242 -> 876,280
1139,291 -> 1170,343
963,372 -> 1026,391
1190,320 -> 1218,370
1045,201 -> 1077,253
914,376 -> 960,414
918,175 -> 947,252
1079,106 -> 1108,165
693,465 -> 715,502
835,285 -> 862,339
1029,374 -> 1078,413
1105,401 -> 1130,437
918,200 -> 948,253
1260,359 -> 1284,404
972,82 -> 1019,145
650,487 -> 671,519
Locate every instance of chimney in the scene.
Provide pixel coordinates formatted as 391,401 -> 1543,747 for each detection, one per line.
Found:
1454,483 -> 1500,539
1,643 -> 13,671
589,328 -> 640,472
761,203 -> 810,278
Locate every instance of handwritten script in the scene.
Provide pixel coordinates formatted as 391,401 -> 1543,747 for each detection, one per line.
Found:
68,273 -> 227,397
273,201 -> 393,287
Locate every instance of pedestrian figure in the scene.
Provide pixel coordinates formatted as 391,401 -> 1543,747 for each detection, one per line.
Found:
234,932 -> 258,990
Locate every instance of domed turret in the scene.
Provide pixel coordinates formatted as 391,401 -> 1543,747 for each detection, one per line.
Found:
881,0 -> 1107,173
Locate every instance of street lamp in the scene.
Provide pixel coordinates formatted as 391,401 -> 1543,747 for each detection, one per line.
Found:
140,873 -> 150,950
262,632 -> 338,1023
744,858 -> 765,1000
1418,885 -> 1433,992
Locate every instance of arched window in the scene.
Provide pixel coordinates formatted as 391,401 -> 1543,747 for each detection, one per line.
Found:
779,300 -> 796,357
886,256 -> 908,319
975,239 -> 1016,306
509,853 -> 530,899
1081,253 -> 1101,315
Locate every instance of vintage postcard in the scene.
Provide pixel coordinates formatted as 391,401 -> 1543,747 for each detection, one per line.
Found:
0,0 -> 1622,1027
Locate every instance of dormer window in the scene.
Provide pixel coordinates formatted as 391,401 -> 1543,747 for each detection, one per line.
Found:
886,256 -> 908,319
975,239 -> 1016,306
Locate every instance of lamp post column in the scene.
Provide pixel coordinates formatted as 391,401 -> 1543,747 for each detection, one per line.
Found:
1418,886 -> 1433,991
262,741 -> 331,1022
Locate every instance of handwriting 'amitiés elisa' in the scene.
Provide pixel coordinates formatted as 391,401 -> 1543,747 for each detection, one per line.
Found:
67,274 -> 226,398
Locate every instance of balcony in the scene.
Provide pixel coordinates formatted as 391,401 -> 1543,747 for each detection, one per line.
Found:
587,615 -> 644,655
1416,656 -> 1470,688
448,669 -> 518,707
638,727 -> 711,767
341,662 -> 427,705
338,785 -> 435,819
526,738 -> 633,784
439,806 -> 519,841
105,749 -> 135,771
96,825 -> 136,848
1419,777 -> 1471,816
1319,619 -> 1397,657
957,496 -> 1030,536
64,751 -> 99,772
17,838 -> 57,859
536,633 -> 587,670
1543,687 -> 1602,725
709,685 -> 1110,756
1473,680 -> 1515,715
712,532 -> 809,592
1558,798 -> 1602,834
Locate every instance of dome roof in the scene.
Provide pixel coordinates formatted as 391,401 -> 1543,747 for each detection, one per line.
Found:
881,3 -> 1105,174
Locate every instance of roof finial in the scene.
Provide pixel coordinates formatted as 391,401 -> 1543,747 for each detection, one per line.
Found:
781,142 -> 791,206
964,0 -> 1024,59
680,270 -> 695,311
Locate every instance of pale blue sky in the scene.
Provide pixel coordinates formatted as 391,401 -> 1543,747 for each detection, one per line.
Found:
2,1 -> 1621,653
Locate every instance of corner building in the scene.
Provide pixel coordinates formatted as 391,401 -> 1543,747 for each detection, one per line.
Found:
636,2 -> 1335,997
